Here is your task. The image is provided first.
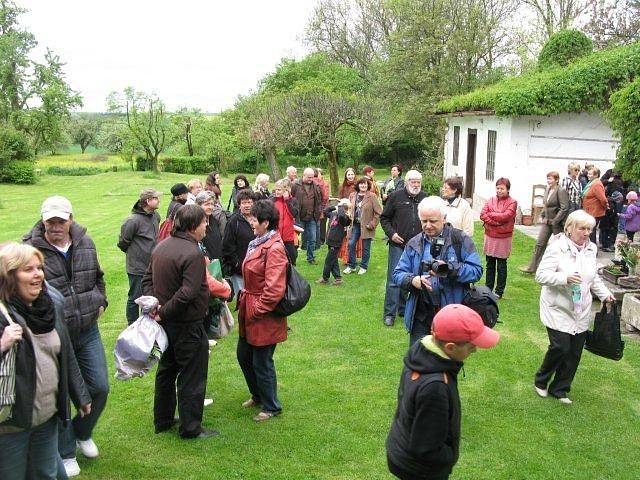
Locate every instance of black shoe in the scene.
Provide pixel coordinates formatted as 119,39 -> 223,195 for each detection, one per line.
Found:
384,317 -> 394,327
155,418 -> 179,433
307,259 -> 318,265
192,428 -> 220,439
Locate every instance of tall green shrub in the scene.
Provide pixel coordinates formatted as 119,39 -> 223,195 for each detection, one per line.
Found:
538,29 -> 593,70
607,78 -> 640,179
0,124 -> 36,184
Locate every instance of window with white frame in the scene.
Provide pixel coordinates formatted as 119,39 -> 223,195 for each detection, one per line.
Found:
452,126 -> 460,166
486,130 -> 496,181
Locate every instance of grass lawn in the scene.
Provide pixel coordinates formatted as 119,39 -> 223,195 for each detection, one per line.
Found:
1,171 -> 639,479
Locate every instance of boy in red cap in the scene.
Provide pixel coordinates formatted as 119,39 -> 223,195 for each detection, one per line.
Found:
386,304 -> 500,479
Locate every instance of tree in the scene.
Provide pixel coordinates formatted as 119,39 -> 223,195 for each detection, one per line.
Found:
107,88 -> 171,173
68,115 -> 100,153
0,1 -> 81,152
519,0 -> 588,39
581,0 -> 640,48
171,107 -> 205,157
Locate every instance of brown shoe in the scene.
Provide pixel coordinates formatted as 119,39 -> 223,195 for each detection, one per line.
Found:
241,398 -> 261,408
253,411 -> 280,422
315,278 -> 329,285
333,278 -> 343,285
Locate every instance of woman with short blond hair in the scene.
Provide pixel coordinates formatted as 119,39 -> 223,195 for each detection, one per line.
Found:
0,243 -> 91,480
534,210 -> 614,404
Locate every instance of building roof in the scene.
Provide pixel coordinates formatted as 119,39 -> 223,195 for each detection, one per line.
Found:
435,42 -> 640,117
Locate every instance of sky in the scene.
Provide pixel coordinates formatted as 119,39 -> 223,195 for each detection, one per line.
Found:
20,0 -> 316,113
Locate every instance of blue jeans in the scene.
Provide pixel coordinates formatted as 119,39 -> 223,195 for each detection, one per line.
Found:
126,273 -> 143,325
236,336 -> 282,413
301,219 -> 317,262
59,323 -> 109,459
0,416 -> 59,479
383,243 -> 407,320
347,223 -> 372,270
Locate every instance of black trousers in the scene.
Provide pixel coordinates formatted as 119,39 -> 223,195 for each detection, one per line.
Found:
154,322 -> 209,438
236,336 -> 282,413
388,458 -> 449,480
284,241 -> 298,266
590,216 -> 603,244
322,246 -> 341,280
535,327 -> 587,398
410,302 -> 436,346
485,255 -> 507,296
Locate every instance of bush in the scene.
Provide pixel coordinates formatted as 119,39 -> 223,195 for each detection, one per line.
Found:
607,78 -> 640,180
46,166 -> 106,176
135,155 -> 153,171
538,29 -> 593,70
4,160 -> 37,184
162,155 -> 217,174
0,124 -> 35,183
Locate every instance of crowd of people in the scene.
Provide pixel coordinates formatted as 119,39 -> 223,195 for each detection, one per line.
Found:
0,160 -> 629,480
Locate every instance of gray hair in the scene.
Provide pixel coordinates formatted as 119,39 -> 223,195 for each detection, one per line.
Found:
303,167 -> 315,177
286,166 -> 297,175
564,209 -> 596,235
418,196 -> 448,218
405,169 -> 423,182
195,190 -> 215,205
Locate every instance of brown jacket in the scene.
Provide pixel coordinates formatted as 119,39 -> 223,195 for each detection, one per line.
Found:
293,182 -> 323,221
582,180 -> 608,218
540,186 -> 570,232
349,191 -> 382,240
239,233 -> 288,347
141,231 -> 209,325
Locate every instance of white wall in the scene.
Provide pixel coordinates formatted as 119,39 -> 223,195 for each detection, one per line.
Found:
445,112 -> 618,214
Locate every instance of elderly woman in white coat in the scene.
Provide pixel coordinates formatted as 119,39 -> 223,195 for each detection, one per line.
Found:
534,210 -> 614,404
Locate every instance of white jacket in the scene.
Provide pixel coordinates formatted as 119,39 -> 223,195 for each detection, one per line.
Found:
445,197 -> 474,237
535,234 -> 611,334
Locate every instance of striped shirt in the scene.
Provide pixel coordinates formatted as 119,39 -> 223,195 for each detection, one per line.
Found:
561,176 -> 582,207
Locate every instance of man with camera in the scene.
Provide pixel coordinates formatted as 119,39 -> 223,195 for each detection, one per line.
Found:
393,196 -> 483,345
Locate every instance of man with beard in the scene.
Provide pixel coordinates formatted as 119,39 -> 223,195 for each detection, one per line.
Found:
380,170 -> 427,327
118,188 -> 161,324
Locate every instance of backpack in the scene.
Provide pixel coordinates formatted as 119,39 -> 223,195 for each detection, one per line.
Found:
449,228 -> 500,328
157,219 -> 173,242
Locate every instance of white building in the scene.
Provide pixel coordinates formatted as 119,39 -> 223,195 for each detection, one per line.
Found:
442,111 -> 619,214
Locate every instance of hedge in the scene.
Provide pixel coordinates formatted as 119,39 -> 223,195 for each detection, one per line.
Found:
607,78 -> 640,179
162,155 -> 218,174
3,160 -> 37,184
436,42 -> 640,116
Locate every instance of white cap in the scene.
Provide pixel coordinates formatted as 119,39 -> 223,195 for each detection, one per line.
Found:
41,196 -> 73,221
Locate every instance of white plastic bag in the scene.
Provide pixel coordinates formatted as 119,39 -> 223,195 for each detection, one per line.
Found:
218,302 -> 235,338
114,296 -> 168,380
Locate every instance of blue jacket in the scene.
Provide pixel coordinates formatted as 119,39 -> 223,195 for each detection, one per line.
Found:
393,225 -> 483,332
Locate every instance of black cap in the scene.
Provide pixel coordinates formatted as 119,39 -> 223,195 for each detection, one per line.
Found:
170,183 -> 188,196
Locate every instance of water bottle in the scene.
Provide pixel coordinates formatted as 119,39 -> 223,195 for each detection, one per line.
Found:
571,274 -> 581,313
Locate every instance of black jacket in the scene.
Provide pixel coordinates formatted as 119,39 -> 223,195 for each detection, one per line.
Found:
324,206 -> 351,247
141,231 -> 209,325
386,339 -> 462,479
380,188 -> 427,243
0,287 -> 91,431
117,201 -> 160,275
166,199 -> 185,220
202,213 -> 224,261
23,221 -> 107,334
221,212 -> 255,276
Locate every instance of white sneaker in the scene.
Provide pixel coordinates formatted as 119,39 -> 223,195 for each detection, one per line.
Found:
208,339 -> 218,348
204,398 -> 214,407
558,397 -> 573,405
534,386 -> 548,398
77,438 -> 99,458
343,266 -> 353,274
63,458 -> 81,477
357,268 -> 367,275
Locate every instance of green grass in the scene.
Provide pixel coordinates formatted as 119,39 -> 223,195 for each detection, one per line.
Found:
1,172 -> 639,479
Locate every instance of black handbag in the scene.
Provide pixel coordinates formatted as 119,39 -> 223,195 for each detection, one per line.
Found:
585,302 -> 625,361
271,263 -> 311,317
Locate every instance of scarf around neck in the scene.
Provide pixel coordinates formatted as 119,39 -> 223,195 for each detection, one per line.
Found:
581,179 -> 596,197
246,229 -> 277,259
9,289 -> 56,335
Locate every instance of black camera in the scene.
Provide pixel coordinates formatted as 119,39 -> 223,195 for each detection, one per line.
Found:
421,260 -> 450,277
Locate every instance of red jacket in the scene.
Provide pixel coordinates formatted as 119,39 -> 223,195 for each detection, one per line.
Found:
582,180 -> 608,218
273,196 -> 297,242
239,233 -> 288,346
480,195 -> 518,238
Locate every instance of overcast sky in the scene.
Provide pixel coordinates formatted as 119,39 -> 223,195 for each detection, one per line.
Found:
20,0 -> 316,113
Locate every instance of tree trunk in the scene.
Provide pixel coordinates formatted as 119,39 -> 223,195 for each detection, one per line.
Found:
152,153 -> 159,174
264,146 -> 281,181
327,143 -> 340,196
186,122 -> 193,156
80,144 -> 87,154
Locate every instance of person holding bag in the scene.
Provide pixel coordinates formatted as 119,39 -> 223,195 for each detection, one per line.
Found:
0,242 -> 91,480
534,210 -> 615,405
237,200 -> 288,423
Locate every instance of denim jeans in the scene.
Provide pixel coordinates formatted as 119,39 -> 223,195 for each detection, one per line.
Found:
322,246 -> 341,281
383,243 -> 407,320
236,336 -> 282,413
347,223 -> 372,270
301,219 -> 317,262
59,323 -> 109,459
0,416 -> 59,480
126,273 -> 143,325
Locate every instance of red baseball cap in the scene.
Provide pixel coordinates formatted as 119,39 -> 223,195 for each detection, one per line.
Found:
432,304 -> 500,349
